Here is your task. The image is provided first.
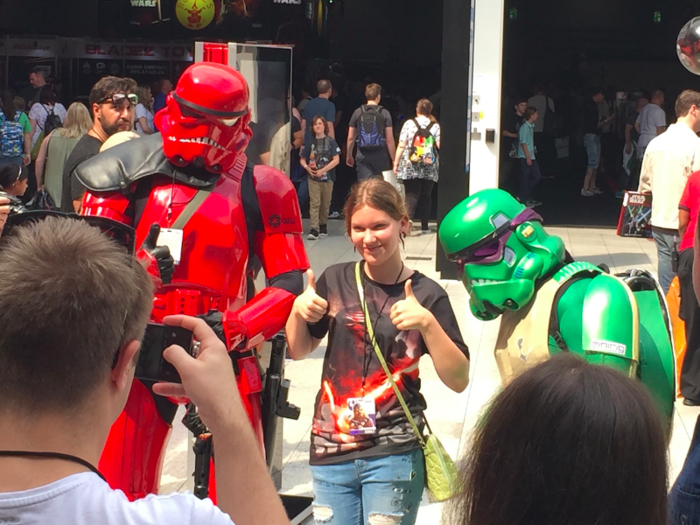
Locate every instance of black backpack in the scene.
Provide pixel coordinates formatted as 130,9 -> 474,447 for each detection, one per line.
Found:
43,105 -> 62,135
356,105 -> 387,151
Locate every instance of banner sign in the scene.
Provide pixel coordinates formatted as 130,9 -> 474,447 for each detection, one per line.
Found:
74,41 -> 193,61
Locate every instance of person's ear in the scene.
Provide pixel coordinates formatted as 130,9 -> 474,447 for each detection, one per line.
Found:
92,102 -> 101,119
110,339 -> 140,392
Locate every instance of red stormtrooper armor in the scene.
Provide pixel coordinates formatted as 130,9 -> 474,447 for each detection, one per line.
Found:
74,61 -> 309,500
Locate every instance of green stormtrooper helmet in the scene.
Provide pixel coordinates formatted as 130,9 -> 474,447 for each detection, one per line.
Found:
439,189 -> 566,321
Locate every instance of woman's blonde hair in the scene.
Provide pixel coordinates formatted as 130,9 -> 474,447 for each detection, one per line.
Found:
343,178 -> 409,235
136,85 -> 153,109
57,102 -> 92,139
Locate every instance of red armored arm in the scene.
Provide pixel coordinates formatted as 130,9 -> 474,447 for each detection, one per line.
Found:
223,165 -> 310,350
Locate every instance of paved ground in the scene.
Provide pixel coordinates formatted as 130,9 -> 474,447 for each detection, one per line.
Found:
158,218 -> 696,524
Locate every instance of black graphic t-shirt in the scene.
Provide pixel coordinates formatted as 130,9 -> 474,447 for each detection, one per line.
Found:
301,136 -> 341,182
307,262 -> 469,465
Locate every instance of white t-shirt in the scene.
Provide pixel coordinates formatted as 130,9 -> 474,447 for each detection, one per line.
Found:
638,122 -> 700,229
134,103 -> 155,135
527,95 -> 555,133
636,103 -> 667,152
28,103 -> 68,148
0,473 -> 235,525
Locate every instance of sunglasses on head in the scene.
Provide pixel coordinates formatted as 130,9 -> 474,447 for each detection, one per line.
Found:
447,208 -> 543,268
98,93 -> 139,106
2,211 -> 136,255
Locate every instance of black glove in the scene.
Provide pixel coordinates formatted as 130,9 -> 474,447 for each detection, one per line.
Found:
140,223 -> 175,285
196,309 -> 227,345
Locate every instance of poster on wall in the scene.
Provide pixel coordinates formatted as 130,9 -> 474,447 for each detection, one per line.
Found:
125,60 -> 170,85
130,0 -> 170,27
75,59 -> 124,102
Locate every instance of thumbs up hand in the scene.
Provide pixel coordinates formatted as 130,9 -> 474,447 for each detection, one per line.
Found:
294,269 -> 329,324
138,223 -> 175,285
390,279 -> 432,331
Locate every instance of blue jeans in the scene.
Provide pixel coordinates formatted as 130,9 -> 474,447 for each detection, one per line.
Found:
310,449 -> 425,525
652,227 -> 680,295
670,415 -> 700,524
584,133 -> 601,168
518,158 -> 541,203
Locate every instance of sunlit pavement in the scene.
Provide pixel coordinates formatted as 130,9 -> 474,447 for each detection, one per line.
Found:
158,221 -> 693,524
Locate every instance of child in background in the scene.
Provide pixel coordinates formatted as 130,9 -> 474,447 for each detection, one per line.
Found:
301,116 -> 340,240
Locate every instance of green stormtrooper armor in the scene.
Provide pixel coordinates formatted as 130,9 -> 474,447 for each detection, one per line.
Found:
439,189 -> 675,427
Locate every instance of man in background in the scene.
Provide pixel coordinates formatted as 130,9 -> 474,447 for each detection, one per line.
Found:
62,77 -> 136,212
639,89 -> 700,294
346,83 -> 395,180
636,89 -> 666,159
302,79 -> 336,144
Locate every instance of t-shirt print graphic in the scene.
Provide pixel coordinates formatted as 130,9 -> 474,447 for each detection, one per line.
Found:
311,298 -> 423,459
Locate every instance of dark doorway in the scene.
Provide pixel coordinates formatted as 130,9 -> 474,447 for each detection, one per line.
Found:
501,0 -> 700,227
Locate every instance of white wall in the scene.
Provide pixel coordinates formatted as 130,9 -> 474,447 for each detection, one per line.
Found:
469,0 -> 504,194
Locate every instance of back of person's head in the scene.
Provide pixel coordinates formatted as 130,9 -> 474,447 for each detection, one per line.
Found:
13,96 -> 25,113
651,89 -> 665,103
32,66 -> 45,80
676,89 -> 700,118
0,164 -> 24,191
522,106 -> 538,121
344,178 -> 408,235
39,87 -> 56,106
88,76 -> 134,108
365,83 -> 382,102
417,98 -> 436,122
1,90 -> 17,119
59,102 -> 92,139
317,79 -> 332,96
447,353 -> 667,525
0,217 -> 153,414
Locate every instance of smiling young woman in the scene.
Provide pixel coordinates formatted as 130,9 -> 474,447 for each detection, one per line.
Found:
285,178 -> 470,525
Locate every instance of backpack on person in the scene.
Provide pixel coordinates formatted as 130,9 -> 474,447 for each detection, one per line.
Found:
43,105 -> 62,136
0,110 -> 25,158
356,105 -> 387,151
408,119 -> 438,165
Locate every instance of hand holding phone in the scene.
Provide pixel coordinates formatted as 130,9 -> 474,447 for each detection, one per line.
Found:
135,323 -> 195,383
151,315 -> 243,434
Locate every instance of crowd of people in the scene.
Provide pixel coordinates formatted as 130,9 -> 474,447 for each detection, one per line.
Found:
0,67 -> 162,211
3,66 -> 700,525
296,79 -> 442,240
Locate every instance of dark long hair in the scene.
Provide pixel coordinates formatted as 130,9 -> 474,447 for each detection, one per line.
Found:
447,353 -> 668,525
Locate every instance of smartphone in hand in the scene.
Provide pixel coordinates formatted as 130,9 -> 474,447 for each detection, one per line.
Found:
136,323 -> 195,383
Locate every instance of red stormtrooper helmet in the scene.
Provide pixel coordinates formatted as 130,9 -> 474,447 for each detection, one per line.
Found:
155,62 -> 253,173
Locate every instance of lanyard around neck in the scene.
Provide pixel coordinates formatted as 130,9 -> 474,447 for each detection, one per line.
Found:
0,450 -> 106,481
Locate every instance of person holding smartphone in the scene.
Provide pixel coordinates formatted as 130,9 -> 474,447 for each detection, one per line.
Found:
0,216 -> 288,525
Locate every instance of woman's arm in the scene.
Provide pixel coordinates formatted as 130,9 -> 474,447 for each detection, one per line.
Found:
390,281 -> 470,392
393,140 -> 407,172
137,116 -> 154,135
34,131 -> 52,188
285,269 -> 327,360
29,117 -> 38,139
